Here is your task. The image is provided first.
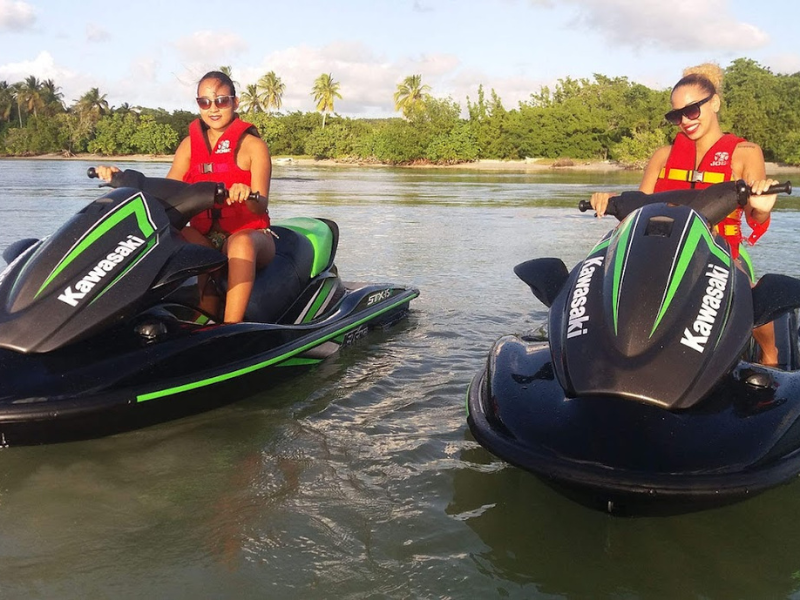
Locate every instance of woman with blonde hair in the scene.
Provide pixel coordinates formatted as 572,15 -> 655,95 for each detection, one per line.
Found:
591,63 -> 780,364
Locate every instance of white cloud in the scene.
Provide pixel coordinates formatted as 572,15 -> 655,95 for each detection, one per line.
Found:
172,30 -> 249,66
557,0 -> 770,51
86,23 -> 110,43
0,50 -> 70,82
0,0 -> 35,32
765,53 -> 800,75
231,42 -> 469,117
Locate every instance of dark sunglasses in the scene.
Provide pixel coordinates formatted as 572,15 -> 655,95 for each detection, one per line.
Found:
196,95 -> 235,110
664,95 -> 713,125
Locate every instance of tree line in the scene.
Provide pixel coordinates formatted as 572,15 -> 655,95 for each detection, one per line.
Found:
1,58 -> 798,166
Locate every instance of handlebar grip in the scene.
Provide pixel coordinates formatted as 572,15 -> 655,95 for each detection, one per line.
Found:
213,183 -> 261,205
766,181 -> 792,195
87,167 -> 98,179
578,200 -> 593,212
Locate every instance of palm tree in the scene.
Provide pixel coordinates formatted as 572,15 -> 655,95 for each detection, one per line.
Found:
11,81 -> 25,126
257,71 -> 285,114
22,75 -> 45,119
218,65 -> 240,91
239,84 -> 262,114
311,73 -> 341,128
41,79 -> 65,115
74,87 -> 109,120
394,74 -> 431,119
0,81 -> 14,124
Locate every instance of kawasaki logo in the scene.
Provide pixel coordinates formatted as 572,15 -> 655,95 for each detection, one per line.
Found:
567,256 -> 604,339
57,235 -> 146,307
680,264 -> 729,353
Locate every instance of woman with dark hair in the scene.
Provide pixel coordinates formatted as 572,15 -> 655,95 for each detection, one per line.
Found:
98,70 -> 275,323
590,63 -> 780,364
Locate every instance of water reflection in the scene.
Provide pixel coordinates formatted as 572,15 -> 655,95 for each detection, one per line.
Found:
450,449 -> 800,598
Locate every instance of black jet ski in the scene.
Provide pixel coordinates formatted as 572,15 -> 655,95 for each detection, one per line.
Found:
467,179 -> 797,515
0,169 -> 418,445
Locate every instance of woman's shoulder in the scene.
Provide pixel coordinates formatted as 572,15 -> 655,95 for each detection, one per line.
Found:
240,130 -> 269,155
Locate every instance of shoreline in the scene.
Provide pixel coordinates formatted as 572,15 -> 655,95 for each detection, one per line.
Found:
5,153 -> 799,175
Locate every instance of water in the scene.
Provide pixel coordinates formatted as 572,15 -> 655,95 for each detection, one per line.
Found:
0,158 -> 799,599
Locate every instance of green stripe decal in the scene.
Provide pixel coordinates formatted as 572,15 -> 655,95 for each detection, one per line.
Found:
302,279 -> 335,323
611,217 -> 635,335
739,246 -> 755,281
279,357 -> 323,367
588,237 -> 611,256
135,291 -> 418,402
650,215 -> 732,336
36,195 -> 156,298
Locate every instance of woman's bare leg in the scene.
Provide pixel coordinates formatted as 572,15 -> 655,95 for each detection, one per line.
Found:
754,321 -> 778,366
223,230 -> 276,323
181,227 -> 222,319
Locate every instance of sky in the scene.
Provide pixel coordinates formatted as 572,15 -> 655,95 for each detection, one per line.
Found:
0,0 -> 798,118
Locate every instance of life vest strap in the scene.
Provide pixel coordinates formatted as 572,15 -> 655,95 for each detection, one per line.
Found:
658,167 -> 727,185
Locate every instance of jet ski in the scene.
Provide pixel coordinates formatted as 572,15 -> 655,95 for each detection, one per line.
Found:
467,179 -> 797,515
0,168 -> 418,445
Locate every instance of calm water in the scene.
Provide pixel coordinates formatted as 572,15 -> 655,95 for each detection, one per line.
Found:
1,158 -> 800,599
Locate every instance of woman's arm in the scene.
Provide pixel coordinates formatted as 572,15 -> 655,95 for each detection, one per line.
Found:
639,145 -> 671,194
733,142 -> 775,223
235,135 -> 271,214
166,137 -> 191,181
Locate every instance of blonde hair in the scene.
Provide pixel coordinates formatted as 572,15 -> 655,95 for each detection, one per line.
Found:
673,62 -> 723,99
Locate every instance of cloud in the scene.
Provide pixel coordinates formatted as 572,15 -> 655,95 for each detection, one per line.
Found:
86,23 -> 110,43
172,30 -> 249,66
0,50 -> 71,82
0,0 -> 35,31
551,0 -> 770,52
231,42 -> 470,117
765,53 -> 800,75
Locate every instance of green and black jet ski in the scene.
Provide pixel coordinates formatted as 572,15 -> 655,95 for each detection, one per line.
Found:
467,180 -> 800,515
0,169 -> 418,445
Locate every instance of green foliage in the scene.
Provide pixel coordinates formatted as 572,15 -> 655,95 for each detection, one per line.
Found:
2,59 -> 800,166
426,121 -> 479,163
610,129 -> 669,168
88,112 -> 139,155
4,115 -> 67,155
130,115 -> 179,155
304,123 -> 352,159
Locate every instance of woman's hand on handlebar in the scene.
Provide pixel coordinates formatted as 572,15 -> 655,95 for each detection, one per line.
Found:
94,165 -> 120,182
226,182 -> 256,205
748,178 -> 780,215
590,192 -> 614,218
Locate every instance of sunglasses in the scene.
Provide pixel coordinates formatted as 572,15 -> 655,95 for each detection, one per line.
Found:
665,95 -> 713,125
196,95 -> 235,110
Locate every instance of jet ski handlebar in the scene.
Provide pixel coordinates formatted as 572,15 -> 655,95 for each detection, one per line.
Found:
577,180 -> 792,219
86,167 -> 260,204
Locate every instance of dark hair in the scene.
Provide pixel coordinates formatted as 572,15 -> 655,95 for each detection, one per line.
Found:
198,70 -> 236,97
672,73 -> 716,97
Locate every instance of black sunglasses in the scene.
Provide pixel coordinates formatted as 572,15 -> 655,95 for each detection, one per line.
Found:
665,95 -> 713,125
196,95 -> 235,110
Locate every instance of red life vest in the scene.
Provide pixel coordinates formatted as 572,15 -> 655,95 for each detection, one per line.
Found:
654,132 -> 768,258
183,117 -> 270,235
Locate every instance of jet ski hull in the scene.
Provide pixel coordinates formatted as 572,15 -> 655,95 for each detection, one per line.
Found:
0,285 -> 417,446
467,323 -> 800,515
